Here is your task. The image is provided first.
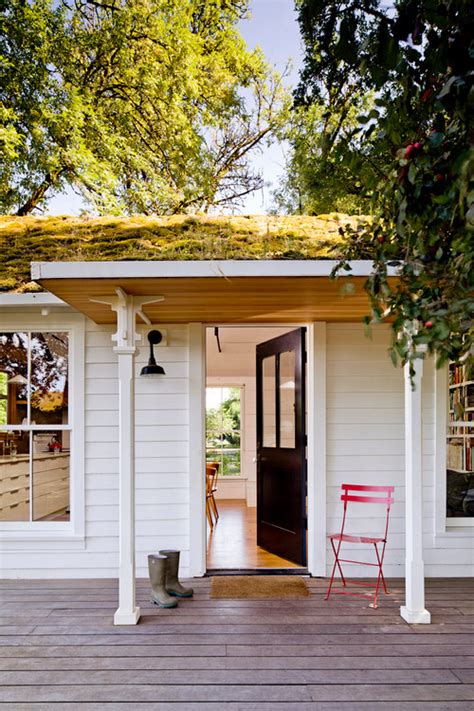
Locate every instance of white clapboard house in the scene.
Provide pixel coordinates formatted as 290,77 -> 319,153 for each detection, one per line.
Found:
0,216 -> 472,626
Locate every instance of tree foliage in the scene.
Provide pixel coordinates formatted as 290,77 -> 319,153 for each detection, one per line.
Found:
272,101 -> 373,215
295,0 -> 474,370
0,0 -> 287,215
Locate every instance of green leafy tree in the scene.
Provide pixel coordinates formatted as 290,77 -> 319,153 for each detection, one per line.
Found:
272,101 -> 374,215
1,0 -> 287,215
295,0 -> 474,370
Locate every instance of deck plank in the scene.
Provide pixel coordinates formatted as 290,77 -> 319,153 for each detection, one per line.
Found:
0,578 -> 473,706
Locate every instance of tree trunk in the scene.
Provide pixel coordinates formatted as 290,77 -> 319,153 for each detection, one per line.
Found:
16,168 -> 66,216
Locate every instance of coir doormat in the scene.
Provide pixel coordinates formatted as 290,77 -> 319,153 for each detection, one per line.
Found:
210,575 -> 309,599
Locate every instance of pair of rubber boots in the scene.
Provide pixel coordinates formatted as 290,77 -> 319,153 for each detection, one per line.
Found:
148,549 -> 193,608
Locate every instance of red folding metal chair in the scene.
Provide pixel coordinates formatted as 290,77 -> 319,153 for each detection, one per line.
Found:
325,484 -> 395,608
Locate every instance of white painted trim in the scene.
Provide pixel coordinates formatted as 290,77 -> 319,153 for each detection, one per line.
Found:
0,313 -> 85,542
400,606 -> 431,624
434,364 -> 448,538
401,357 -> 430,623
32,259 -> 399,281
113,608 -> 141,626
114,337 -> 140,626
434,363 -> 474,538
307,322 -> 327,577
0,294 -> 67,307
188,323 -> 206,577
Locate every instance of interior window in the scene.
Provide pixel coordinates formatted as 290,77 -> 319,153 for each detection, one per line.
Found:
206,386 -> 241,476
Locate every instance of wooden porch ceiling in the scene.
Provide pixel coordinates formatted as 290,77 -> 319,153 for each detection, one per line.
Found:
37,275 -> 380,324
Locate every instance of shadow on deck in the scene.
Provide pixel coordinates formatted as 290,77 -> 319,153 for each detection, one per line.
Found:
0,577 -> 473,708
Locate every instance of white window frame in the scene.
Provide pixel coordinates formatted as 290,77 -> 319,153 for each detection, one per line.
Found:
0,313 -> 85,543
205,383 -> 244,480
434,365 -> 474,541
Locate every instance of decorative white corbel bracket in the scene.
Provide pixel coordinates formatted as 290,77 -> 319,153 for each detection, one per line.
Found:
90,287 -> 164,352
89,288 -> 164,625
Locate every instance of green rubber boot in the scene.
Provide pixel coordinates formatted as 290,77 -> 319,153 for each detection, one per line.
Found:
148,554 -> 178,608
159,549 -> 194,598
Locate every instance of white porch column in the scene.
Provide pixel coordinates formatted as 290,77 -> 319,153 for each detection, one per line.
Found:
113,345 -> 140,625
90,288 -> 164,626
400,357 -> 431,624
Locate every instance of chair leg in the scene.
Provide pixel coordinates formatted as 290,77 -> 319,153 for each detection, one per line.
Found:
206,499 -> 214,529
370,543 -> 388,609
374,543 -> 389,594
210,493 -> 219,521
325,538 -> 345,600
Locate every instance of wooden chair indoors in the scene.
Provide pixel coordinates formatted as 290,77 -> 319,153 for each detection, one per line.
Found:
206,463 -> 220,529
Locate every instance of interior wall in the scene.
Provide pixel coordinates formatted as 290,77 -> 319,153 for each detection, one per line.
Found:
206,327 -> 288,506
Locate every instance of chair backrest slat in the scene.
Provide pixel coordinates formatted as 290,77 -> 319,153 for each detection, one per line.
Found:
341,494 -> 394,505
342,484 -> 394,493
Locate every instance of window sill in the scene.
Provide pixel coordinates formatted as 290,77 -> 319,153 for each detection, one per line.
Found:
219,476 -> 247,481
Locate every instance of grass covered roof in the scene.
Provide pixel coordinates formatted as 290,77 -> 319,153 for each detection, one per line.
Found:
0,213 -> 365,292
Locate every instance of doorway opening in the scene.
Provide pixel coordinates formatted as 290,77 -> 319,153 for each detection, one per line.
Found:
205,326 -> 308,572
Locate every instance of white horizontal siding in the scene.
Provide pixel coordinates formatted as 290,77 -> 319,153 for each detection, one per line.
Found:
1,319 -> 192,579
2,315 -> 471,581
325,323 -> 473,578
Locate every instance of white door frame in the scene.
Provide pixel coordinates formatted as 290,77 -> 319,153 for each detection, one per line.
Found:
188,322 -> 327,577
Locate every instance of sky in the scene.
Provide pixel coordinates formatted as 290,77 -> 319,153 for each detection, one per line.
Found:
45,0 -> 303,217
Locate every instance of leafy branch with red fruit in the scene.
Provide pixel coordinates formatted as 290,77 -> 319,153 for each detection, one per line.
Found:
296,0 -> 473,376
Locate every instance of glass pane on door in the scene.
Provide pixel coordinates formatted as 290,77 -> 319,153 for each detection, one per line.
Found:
262,355 -> 276,447
279,350 -> 296,448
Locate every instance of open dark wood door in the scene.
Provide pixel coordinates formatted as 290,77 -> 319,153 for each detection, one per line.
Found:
256,328 -> 307,566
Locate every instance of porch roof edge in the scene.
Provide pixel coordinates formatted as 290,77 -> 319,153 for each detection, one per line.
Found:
0,293 -> 67,307
31,259 -> 396,281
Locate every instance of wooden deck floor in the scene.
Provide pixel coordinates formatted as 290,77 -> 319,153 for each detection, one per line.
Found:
0,577 -> 474,709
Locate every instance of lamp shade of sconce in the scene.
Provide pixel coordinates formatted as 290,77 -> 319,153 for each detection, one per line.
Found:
140,330 -> 166,377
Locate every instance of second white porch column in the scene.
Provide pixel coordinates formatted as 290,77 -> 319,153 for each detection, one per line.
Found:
400,357 -> 431,624
113,345 -> 140,625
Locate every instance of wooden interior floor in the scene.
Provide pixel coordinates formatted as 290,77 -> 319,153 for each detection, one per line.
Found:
207,499 -> 300,569
1,577 -> 474,708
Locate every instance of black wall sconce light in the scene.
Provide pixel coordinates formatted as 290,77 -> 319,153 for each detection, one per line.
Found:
140,330 -> 166,377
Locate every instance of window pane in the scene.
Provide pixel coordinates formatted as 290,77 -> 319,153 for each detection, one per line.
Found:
0,333 -> 28,425
447,361 -> 474,517
279,350 -> 296,448
222,449 -> 240,476
0,431 -> 30,521
32,430 -> 70,521
31,333 -> 69,425
262,356 -> 276,447
206,386 -> 241,476
0,372 -> 7,426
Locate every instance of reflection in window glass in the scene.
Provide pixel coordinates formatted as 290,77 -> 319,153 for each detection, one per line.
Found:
262,356 -> 276,447
0,333 -> 28,425
0,432 -> 30,521
0,331 -> 70,522
31,333 -> 69,425
447,360 -> 474,518
206,387 -> 241,476
279,350 -> 296,448
0,372 -> 7,426
32,430 -> 70,521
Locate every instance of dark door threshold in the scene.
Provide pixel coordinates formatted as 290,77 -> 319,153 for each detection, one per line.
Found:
205,568 -> 309,576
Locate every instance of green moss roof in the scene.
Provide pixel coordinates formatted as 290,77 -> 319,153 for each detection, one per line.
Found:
0,213 -> 365,293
